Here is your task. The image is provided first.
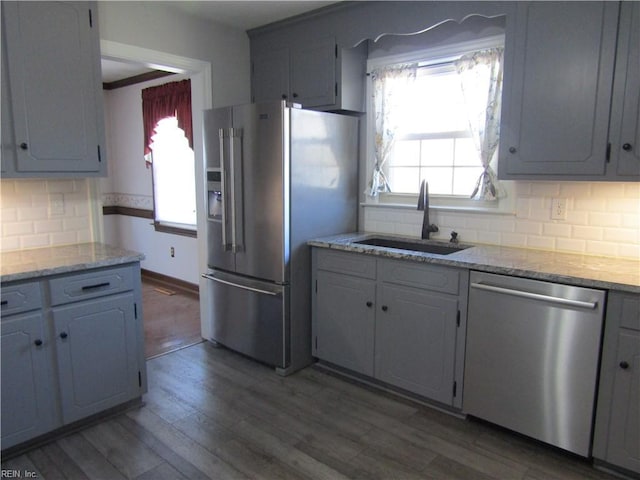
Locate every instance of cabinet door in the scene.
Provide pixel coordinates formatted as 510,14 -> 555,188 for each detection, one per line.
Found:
499,2 -> 619,178
375,283 -> 458,404
290,37 -> 336,108
52,293 -> 140,424
1,12 -> 16,175
609,1 -> 640,177
2,1 -> 105,175
314,270 -> 376,376
252,47 -> 290,103
606,330 -> 640,473
1,312 -> 56,449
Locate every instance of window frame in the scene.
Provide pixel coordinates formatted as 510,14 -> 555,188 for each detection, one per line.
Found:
364,34 -> 514,214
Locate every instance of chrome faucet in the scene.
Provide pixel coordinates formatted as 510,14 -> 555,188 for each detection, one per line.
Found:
417,180 -> 439,240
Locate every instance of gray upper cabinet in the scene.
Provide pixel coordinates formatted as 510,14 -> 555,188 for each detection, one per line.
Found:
290,37 -> 336,108
499,1 -> 620,179
252,46 -> 290,103
251,35 -> 366,112
1,1 -> 106,177
609,2 -> 640,177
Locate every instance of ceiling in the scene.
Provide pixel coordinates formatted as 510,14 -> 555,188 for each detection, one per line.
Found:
102,1 -> 337,83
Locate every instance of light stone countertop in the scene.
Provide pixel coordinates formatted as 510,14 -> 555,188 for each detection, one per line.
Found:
1,243 -> 145,283
309,233 -> 640,294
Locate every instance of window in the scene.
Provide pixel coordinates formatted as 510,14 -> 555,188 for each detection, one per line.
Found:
141,79 -> 196,235
367,37 -> 509,210
149,117 -> 196,229
384,63 -> 482,195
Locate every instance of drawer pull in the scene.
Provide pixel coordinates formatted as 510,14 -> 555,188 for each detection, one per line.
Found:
1,300 -> 7,306
60,332 -> 68,339
81,282 -> 111,291
34,339 -> 43,346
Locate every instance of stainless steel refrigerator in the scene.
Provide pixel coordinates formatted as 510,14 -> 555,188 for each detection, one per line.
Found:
202,101 -> 358,375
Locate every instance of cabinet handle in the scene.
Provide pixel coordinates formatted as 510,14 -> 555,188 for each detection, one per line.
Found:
34,339 -> 43,346
60,332 -> 68,339
1,300 -> 7,306
508,146 -> 517,154
81,282 -> 110,291
292,93 -> 299,98
619,361 -> 630,370
381,305 -> 388,312
19,142 -> 28,150
281,94 -> 287,100
366,301 -> 373,307
622,143 -> 633,151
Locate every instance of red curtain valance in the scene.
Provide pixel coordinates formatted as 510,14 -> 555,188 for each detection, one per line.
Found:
142,79 -> 193,157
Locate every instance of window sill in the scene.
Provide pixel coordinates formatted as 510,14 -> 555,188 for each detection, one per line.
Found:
154,222 -> 198,238
360,201 -> 515,216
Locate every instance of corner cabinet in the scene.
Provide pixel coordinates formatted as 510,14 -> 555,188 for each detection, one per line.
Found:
593,291 -> 640,476
0,1 -> 106,177
499,1 -> 639,180
312,248 -> 468,409
0,263 -> 146,451
251,37 -> 367,112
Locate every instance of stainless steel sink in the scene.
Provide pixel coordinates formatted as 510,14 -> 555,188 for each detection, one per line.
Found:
353,237 -> 470,255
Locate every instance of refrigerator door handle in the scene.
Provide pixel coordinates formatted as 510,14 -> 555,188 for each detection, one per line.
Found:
202,273 -> 280,297
218,128 -> 231,251
229,127 -> 244,252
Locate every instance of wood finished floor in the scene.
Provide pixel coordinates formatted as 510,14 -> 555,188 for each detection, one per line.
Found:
2,342 -> 620,480
141,278 -> 202,359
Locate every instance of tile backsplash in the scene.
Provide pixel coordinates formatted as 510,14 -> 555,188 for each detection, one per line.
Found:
0,179 -> 95,252
364,181 -> 639,260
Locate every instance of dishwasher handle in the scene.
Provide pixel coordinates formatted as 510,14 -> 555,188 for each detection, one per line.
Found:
470,282 -> 598,310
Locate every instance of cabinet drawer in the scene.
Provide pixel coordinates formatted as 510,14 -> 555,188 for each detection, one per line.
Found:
379,259 -> 460,295
315,249 -> 376,279
49,265 -> 135,306
619,294 -> 640,331
0,281 -> 42,316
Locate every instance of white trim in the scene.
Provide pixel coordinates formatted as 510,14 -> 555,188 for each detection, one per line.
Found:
367,34 -> 505,71
100,40 -> 212,109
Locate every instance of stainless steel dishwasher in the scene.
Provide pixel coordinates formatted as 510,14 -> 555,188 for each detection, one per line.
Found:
463,271 -> 606,457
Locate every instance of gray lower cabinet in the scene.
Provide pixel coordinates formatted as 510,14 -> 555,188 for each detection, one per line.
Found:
315,270 -> 375,376
52,293 -> 140,424
0,263 -> 145,451
312,248 -> 467,408
593,291 -> 640,475
376,282 -> 458,404
1,310 -> 56,448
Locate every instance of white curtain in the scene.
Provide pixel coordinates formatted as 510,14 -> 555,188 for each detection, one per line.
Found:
367,63 -> 417,197
455,47 -> 504,200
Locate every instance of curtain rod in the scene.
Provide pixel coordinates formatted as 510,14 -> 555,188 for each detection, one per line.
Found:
367,59 -> 455,76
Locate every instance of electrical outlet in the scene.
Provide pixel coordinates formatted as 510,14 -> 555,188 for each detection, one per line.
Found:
551,198 -> 567,220
170,247 -> 175,258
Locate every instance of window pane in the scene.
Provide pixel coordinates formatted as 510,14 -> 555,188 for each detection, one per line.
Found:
420,167 -> 453,195
150,117 -> 196,226
389,140 -> 420,167
452,166 -> 484,196
454,138 -> 479,166
421,139 -> 454,167
388,167 -> 421,194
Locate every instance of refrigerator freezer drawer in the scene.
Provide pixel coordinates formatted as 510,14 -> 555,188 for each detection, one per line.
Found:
203,270 -> 289,368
